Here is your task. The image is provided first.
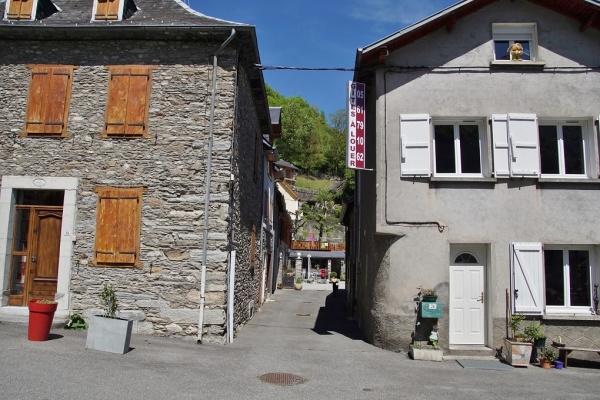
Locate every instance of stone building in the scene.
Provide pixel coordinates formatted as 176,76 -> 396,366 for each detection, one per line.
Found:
346,0 -> 600,357
0,0 -> 274,344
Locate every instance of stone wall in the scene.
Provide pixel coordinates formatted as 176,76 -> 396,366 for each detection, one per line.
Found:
0,38 -> 255,341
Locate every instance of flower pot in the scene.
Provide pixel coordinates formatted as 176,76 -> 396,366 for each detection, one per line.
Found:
503,338 -> 533,367
422,295 -> 438,302
533,337 -> 546,349
294,283 -> 302,290
28,301 -> 58,341
539,357 -> 552,369
554,360 -> 564,370
86,315 -> 133,354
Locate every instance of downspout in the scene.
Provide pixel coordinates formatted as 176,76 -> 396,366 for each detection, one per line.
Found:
198,28 -> 237,343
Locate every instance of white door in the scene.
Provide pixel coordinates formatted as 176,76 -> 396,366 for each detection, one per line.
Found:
449,249 -> 485,345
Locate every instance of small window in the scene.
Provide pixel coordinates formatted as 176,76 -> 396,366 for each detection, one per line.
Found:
539,121 -> 587,177
22,65 -> 75,138
455,253 -> 478,264
5,0 -> 58,21
102,66 -> 154,138
492,23 -> 538,62
93,187 -> 143,267
544,247 -> 592,311
93,0 -> 137,21
433,120 -> 484,177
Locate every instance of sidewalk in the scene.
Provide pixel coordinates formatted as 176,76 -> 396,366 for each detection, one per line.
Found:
1,288 -> 598,400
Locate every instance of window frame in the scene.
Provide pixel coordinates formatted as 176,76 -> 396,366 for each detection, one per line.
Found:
432,118 -> 487,178
93,186 -> 143,268
492,23 -> 539,62
101,65 -> 155,139
543,245 -> 595,314
92,0 -> 123,21
21,65 -> 76,138
4,0 -> 37,21
538,119 -> 591,179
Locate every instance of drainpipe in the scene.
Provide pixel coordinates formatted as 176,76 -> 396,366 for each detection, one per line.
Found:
198,28 -> 237,343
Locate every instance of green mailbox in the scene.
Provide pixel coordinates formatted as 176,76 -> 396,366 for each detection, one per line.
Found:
421,301 -> 443,318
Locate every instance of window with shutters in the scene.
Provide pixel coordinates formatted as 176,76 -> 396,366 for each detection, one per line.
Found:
492,23 -> 539,62
433,120 -> 485,177
102,66 -> 154,138
4,0 -> 59,20
92,0 -> 137,21
544,246 -> 593,313
538,120 -> 589,178
93,187 -> 143,267
21,65 -> 75,138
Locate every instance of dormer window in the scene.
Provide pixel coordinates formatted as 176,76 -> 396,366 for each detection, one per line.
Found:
492,23 -> 538,61
4,0 -> 58,21
92,0 -> 137,21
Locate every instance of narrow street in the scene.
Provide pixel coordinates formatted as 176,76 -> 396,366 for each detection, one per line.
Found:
0,286 -> 598,400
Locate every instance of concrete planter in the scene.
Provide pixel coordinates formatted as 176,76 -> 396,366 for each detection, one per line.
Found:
503,338 -> 533,367
409,345 -> 443,362
86,315 -> 133,354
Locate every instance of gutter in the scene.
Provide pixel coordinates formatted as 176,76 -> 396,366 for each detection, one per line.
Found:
198,28 -> 236,343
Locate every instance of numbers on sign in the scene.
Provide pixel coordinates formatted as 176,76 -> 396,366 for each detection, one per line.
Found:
357,153 -> 364,161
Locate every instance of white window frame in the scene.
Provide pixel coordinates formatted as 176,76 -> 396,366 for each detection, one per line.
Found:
492,23 -> 538,62
544,245 -> 595,315
91,0 -> 124,22
3,0 -> 40,21
432,118 -> 486,178
538,118 -> 591,179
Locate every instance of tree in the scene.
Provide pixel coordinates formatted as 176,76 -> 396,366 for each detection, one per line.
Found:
326,109 -> 348,178
300,190 -> 342,242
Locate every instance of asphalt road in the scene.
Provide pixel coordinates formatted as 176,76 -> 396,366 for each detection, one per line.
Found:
1,286 -> 599,400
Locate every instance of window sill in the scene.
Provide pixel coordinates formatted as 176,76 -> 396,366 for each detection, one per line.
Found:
543,314 -> 600,321
538,178 -> 600,184
430,177 -> 497,183
490,60 -> 546,68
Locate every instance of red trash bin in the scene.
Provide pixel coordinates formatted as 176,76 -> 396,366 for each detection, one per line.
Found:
28,300 -> 58,341
320,269 -> 326,279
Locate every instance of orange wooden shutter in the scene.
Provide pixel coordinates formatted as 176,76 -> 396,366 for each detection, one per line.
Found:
95,188 -> 141,266
105,67 -> 151,136
95,0 -> 120,20
7,0 -> 34,20
25,66 -> 72,136
125,68 -> 150,136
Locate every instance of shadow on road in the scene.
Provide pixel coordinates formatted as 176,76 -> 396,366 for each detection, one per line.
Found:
311,289 -> 365,341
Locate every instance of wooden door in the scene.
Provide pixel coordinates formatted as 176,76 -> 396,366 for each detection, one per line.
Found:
8,207 -> 62,305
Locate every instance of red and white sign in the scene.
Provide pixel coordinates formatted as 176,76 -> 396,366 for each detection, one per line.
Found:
347,81 -> 366,170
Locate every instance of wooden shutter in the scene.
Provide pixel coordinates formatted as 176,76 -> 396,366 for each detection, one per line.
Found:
400,114 -> 431,177
105,67 -> 151,137
95,0 -> 120,20
508,113 -> 540,177
491,114 -> 510,177
511,242 -> 544,314
94,187 -> 142,267
7,0 -> 34,20
24,66 -> 73,137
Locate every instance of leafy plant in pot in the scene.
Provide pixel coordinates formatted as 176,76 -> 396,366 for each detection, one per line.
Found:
294,277 -> 303,290
418,285 -> 437,302
539,348 -> 557,369
85,284 -> 133,354
504,314 -> 533,367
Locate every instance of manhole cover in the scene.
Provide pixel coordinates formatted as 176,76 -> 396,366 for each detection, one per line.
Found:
259,372 -> 305,386
295,313 -> 312,317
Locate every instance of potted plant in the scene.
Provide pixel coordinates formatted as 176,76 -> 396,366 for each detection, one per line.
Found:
539,348 -> 557,369
28,299 -> 58,341
552,336 -> 565,348
524,321 -> 546,348
294,277 -> 303,290
418,285 -> 437,302
85,284 -> 133,354
504,314 -> 533,367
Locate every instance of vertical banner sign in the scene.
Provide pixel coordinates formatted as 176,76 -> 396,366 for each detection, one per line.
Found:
347,81 -> 366,170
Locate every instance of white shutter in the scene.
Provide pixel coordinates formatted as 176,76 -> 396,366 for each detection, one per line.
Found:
511,242 -> 544,314
400,114 -> 431,177
508,113 -> 540,177
491,114 -> 510,177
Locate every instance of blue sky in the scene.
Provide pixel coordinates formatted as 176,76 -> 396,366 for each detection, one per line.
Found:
189,0 -> 458,121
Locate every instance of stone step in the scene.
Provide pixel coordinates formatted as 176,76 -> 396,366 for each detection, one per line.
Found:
443,345 -> 497,360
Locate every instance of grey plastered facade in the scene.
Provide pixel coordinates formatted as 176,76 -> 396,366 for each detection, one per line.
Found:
350,0 -> 600,354
0,0 -> 271,343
